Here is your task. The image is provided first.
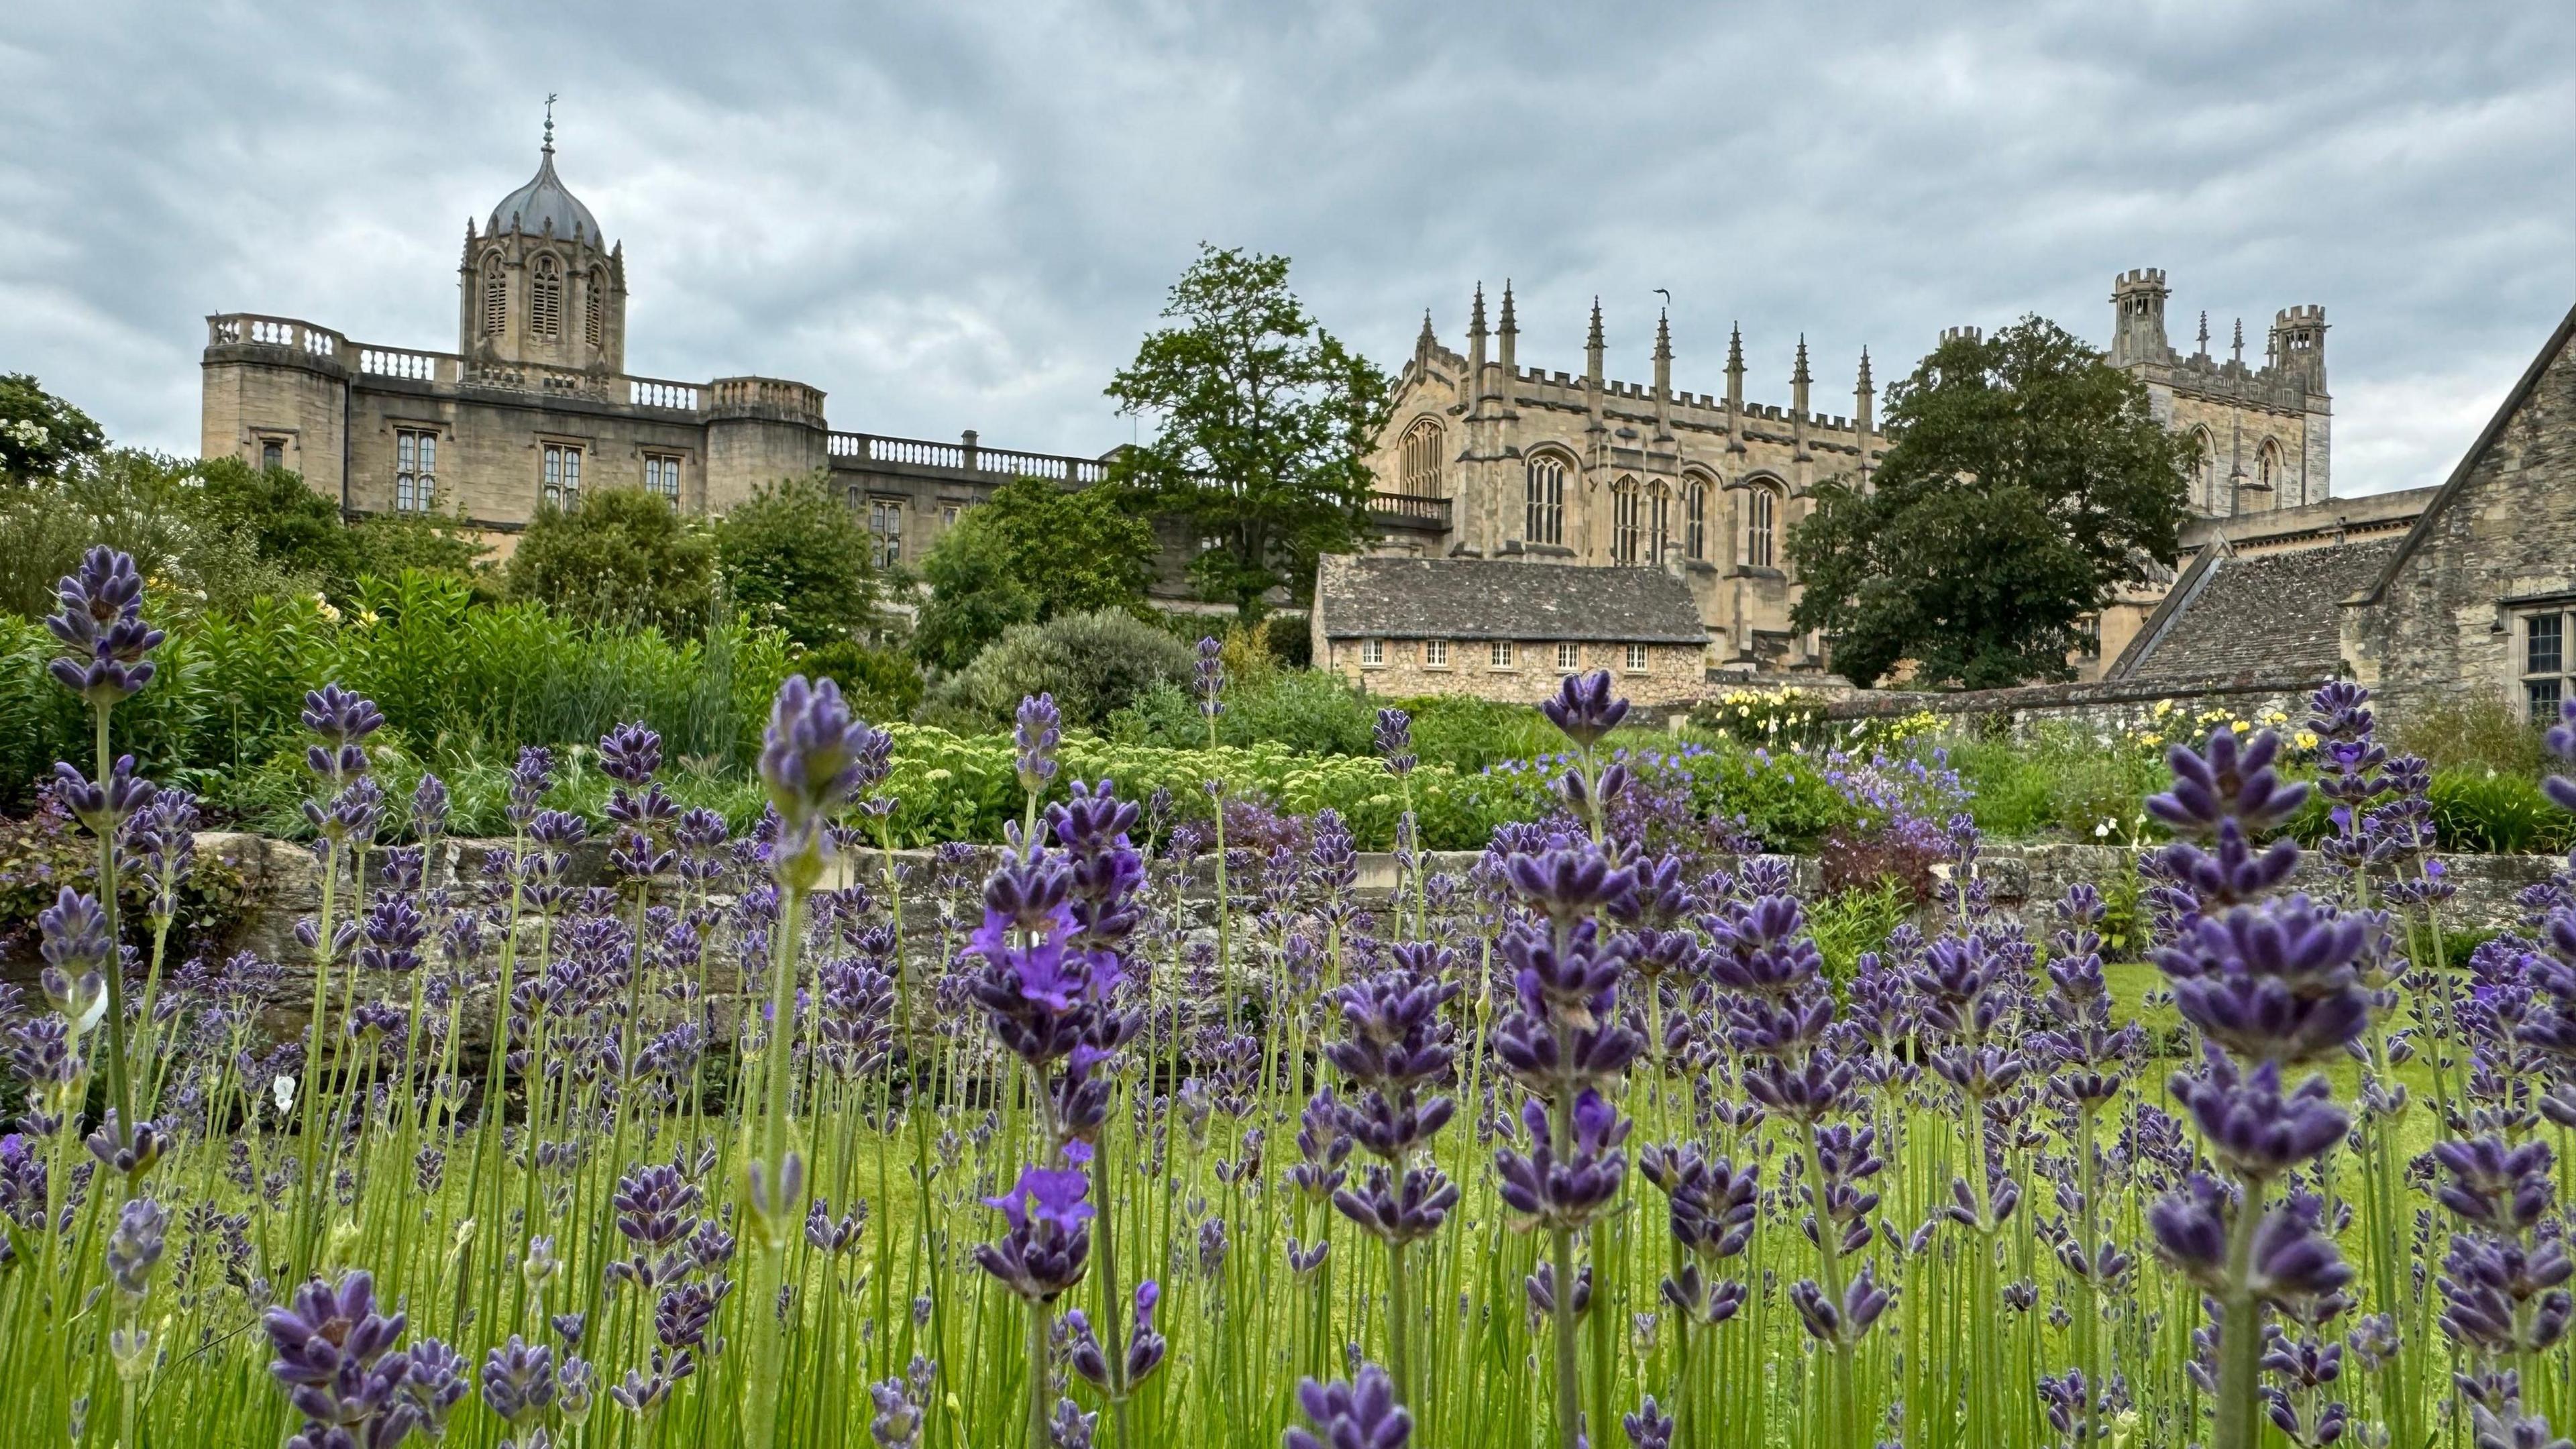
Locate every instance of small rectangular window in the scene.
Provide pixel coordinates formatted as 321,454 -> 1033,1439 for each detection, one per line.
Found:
260,439 -> 284,472
644,453 -> 682,502
2531,613 -> 2565,677
2531,678 -> 2565,725
1489,639 -> 1515,670
1360,639 -> 1385,668
1556,642 -> 1580,673
542,443 -> 583,510
395,429 -> 437,512
1424,639 -> 1449,669
1625,643 -> 1649,673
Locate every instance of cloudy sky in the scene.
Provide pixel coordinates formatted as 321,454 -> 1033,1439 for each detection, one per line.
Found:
5,1 -> 2571,496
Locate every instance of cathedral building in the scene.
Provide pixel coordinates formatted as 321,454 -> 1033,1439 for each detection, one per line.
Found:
201,120 -> 1112,561
1336,272 -> 2333,688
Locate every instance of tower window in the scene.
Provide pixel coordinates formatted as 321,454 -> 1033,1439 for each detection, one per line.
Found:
586,267 -> 606,349
1748,485 -> 1779,568
482,256 -> 507,336
395,429 -> 437,512
644,453 -> 682,502
1524,456 -> 1565,546
542,443 -> 582,509
531,256 -> 562,339
260,439 -> 284,472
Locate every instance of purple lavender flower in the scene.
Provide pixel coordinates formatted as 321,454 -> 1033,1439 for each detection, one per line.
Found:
1065,1281 -> 1169,1399
1193,637 -> 1224,719
1542,669 -> 1629,750
1495,1090 -> 1630,1231
974,1165 -> 1093,1303
1374,709 -> 1415,775
482,1335 -> 556,1424
264,1271 -> 421,1445
51,754 -> 155,840
598,721 -> 663,786
1283,1362 -> 1411,1449
411,773 -> 450,841
45,547 -> 163,708
504,747 -> 555,833
1788,1260 -> 1892,1348
1623,1397 -> 1676,1449
1014,694 -> 1062,797
869,1376 -> 924,1447
301,684 -> 386,788
404,1337 -> 470,1436
104,1195 -> 166,1297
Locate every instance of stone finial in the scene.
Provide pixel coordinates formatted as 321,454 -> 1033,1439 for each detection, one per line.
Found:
1497,280 -> 1517,377
1654,307 -> 1671,363
1856,345 -> 1873,392
2231,316 -> 2245,366
1792,334 -> 1811,388
1469,282 -> 1487,339
1587,296 -> 1605,352
1499,279 -> 1517,335
2196,309 -> 2210,357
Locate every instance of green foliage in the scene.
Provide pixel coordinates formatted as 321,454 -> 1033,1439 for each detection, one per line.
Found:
1105,244 -> 1391,616
1788,317 -> 2195,687
912,476 -> 1159,670
1112,669 -> 1375,757
1397,696 -> 1574,773
1807,879 -> 1911,989
191,455 -> 366,594
795,638 -> 924,723
0,795 -> 250,947
348,509 -> 490,592
0,449 -> 309,619
2390,690 -> 2553,778
2426,766 -> 2572,854
927,608 -> 1195,731
0,372 -> 107,483
715,474 -> 877,649
506,488 -> 717,636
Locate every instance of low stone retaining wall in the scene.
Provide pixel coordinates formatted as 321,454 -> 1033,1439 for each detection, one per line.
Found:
1821,671 -> 2327,739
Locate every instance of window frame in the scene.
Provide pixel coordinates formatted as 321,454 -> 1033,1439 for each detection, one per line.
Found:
1613,478 -> 1643,565
1747,484 -> 1780,569
1424,639 -> 1450,670
1625,643 -> 1649,674
1684,479 -> 1707,559
394,428 -> 437,513
585,266 -> 606,349
643,452 -> 684,502
541,442 -> 584,510
531,254 -> 563,339
482,254 -> 508,336
1488,639 -> 1517,671
2526,609 -> 2571,723
1556,641 -> 1580,673
1399,417 -> 1444,500
1359,638 -> 1386,669
1524,455 -> 1566,546
260,438 -> 285,472
868,498 -> 906,570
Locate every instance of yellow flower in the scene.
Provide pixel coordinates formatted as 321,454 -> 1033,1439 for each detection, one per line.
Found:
2294,731 -> 2318,751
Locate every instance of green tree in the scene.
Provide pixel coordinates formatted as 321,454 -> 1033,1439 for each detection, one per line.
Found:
1786,316 -> 2194,688
1106,244 -> 1391,619
925,607 -> 1195,730
351,510 -> 492,594
911,475 -> 1158,669
0,374 -> 107,484
506,488 -> 716,635
191,456 -> 366,592
714,474 -> 876,649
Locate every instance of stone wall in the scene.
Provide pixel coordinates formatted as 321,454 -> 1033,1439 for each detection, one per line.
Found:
1324,637 -> 1704,706
1821,670 -> 2322,739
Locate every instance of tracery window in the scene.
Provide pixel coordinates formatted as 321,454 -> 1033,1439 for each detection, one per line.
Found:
586,267 -> 606,349
1613,478 -> 1644,564
1524,455 -> 1566,546
482,256 -> 508,336
1748,485 -> 1779,568
2257,440 -> 2282,494
531,255 -> 563,339
2192,428 -> 2218,511
1399,419 -> 1443,498
1648,486 -> 1670,565
1684,480 -> 1708,559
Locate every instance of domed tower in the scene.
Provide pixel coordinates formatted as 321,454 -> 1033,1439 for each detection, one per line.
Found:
458,107 -> 625,382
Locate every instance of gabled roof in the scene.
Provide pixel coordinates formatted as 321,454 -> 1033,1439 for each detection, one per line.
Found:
2351,294 -> 2576,606
1316,555 -> 1707,644
2106,536 -> 2394,681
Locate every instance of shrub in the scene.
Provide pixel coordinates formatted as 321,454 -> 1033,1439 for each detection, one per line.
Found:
2390,689 -> 2553,778
0,794 -> 250,954
506,488 -> 717,636
715,474 -> 877,649
1399,695 -> 1570,773
2428,766 -> 2571,854
796,639 -> 923,723
911,476 -> 1157,669
1112,669 -> 1373,757
928,608 -> 1196,730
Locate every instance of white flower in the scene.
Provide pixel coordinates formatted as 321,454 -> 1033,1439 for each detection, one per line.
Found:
272,1074 -> 297,1117
2094,820 -> 2112,839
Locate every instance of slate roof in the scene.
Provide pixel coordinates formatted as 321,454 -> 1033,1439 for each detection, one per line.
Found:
2107,539 -> 2395,681
1316,556 -> 1707,644
489,145 -> 604,245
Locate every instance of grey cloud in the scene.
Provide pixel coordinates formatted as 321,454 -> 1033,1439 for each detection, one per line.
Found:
4,1 -> 2571,496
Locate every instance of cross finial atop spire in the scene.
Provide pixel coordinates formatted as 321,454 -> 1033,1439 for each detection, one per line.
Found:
543,93 -> 558,152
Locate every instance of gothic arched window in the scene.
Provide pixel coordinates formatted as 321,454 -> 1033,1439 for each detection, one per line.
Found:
585,266 -> 606,350
2192,428 -> 2217,511
1648,485 -> 1670,564
1684,478 -> 1709,559
1399,418 -> 1443,498
1748,484 -> 1780,568
1525,455 -> 1566,546
2257,439 -> 2281,494
1613,477 -> 1644,564
481,255 -> 507,336
531,255 -> 563,339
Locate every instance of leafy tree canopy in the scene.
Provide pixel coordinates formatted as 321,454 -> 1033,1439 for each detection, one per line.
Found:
0,374 -> 107,484
192,456 -> 367,592
1105,244 -> 1390,619
506,488 -> 716,636
911,476 -> 1159,671
714,473 -> 876,649
1786,316 -> 2194,689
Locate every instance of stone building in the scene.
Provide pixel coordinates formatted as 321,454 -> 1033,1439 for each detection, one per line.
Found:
200,121 -> 1111,561
1358,272 -> 2334,681
1311,555 -> 1708,706
2341,294 -> 2576,720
